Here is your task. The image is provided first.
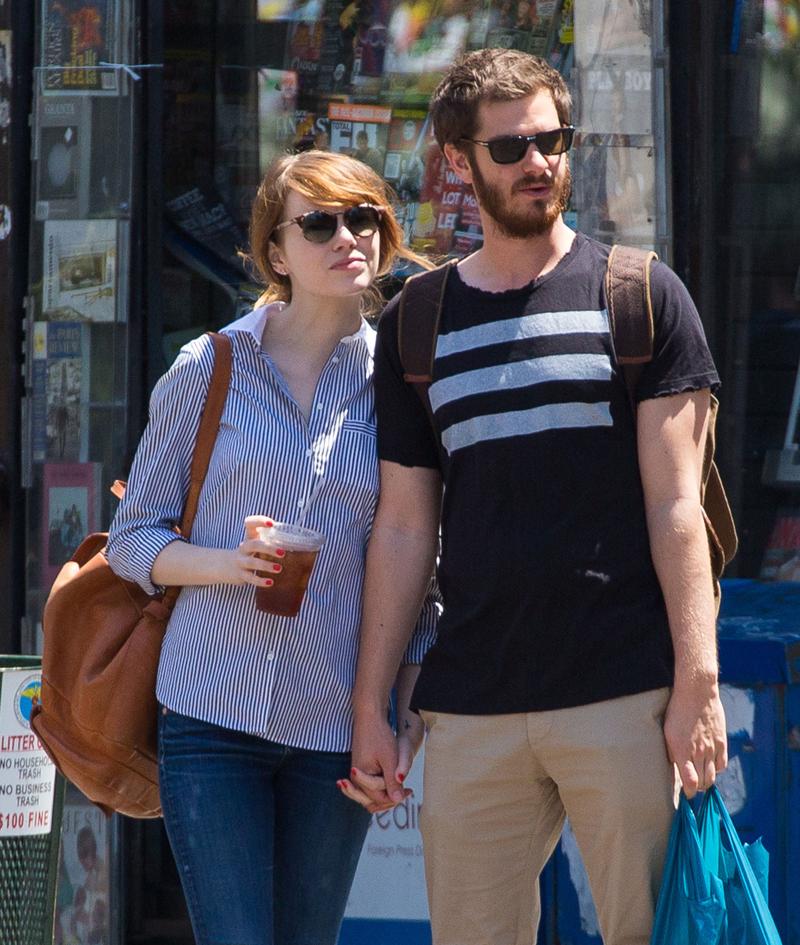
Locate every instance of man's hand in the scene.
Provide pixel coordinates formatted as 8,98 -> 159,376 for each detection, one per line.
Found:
338,713 -> 408,813
664,684 -> 727,798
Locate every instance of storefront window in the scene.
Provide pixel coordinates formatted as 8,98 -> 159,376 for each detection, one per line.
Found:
159,0 -> 669,369
713,0 -> 800,578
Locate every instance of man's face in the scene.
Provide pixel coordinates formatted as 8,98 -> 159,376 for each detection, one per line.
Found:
451,90 -> 571,239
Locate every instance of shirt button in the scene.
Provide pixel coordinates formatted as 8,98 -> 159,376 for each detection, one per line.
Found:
317,403 -> 323,411
305,448 -> 313,457
297,499 -> 304,508
332,356 -> 339,364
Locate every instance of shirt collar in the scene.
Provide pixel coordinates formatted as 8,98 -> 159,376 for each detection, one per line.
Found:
223,303 -> 375,354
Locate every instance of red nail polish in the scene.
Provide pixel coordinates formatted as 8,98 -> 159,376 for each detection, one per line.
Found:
272,564 -> 282,573
276,548 -> 286,557
351,767 -> 357,777
264,578 -> 273,587
397,772 -> 405,782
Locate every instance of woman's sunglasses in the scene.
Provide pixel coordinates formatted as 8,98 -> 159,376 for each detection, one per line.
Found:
273,204 -> 384,244
460,126 -> 575,165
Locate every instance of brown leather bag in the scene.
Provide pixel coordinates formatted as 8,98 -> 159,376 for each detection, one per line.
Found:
31,333 -> 232,818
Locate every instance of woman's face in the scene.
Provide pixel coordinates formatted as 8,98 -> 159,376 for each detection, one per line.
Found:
271,188 -> 382,303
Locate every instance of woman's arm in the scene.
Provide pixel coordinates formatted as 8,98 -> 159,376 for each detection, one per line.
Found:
107,340 -> 279,595
150,516 -> 281,589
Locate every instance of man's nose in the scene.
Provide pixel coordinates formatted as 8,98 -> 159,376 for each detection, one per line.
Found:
520,143 -> 551,174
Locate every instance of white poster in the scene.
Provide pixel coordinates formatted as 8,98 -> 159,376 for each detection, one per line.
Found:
345,742 -> 429,921
0,668 -> 57,836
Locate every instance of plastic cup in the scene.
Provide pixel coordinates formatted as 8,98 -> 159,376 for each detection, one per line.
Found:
254,522 -> 325,617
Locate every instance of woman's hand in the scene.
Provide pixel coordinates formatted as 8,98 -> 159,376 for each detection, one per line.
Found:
233,516 -> 285,587
338,665 -> 426,813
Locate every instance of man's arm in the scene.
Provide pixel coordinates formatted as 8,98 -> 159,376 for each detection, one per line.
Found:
637,389 -> 727,798
349,460 -> 441,806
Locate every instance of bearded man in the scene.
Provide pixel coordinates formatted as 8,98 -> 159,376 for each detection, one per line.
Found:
343,47 -> 727,945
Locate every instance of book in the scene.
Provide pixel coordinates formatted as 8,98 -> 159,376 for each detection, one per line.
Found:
42,219 -> 124,322
40,0 -> 120,94
32,321 -> 91,463
41,461 -> 100,589
328,102 -> 391,175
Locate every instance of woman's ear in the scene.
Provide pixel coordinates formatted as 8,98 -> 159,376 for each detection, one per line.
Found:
268,244 -> 288,276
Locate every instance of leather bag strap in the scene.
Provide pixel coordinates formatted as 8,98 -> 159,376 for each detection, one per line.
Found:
179,332 -> 232,538
398,260 -> 455,385
605,245 -> 658,411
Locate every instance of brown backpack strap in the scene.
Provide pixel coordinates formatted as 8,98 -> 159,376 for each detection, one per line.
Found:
397,261 -> 456,436
398,261 -> 455,382
606,245 -> 658,410
180,332 -> 232,538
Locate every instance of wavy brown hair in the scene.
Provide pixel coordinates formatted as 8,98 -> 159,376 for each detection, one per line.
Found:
431,48 -> 572,151
243,150 -> 432,313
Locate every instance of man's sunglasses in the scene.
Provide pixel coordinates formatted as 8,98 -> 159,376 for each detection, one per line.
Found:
273,204 -> 384,243
460,126 -> 575,164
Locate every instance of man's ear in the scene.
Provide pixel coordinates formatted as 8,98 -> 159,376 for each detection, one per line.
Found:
443,143 -> 474,185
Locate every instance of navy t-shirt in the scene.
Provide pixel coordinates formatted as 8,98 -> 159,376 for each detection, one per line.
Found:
374,232 -> 720,714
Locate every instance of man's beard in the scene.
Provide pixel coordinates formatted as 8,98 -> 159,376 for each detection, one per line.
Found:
469,158 -> 572,239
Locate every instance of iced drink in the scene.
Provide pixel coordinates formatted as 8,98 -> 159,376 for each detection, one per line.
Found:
254,523 -> 325,617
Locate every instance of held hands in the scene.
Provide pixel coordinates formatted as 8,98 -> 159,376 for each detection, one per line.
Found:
338,711 -> 425,813
664,683 -> 728,798
228,516 -> 285,587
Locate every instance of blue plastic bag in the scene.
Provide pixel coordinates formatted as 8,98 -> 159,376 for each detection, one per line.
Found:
650,786 -> 782,945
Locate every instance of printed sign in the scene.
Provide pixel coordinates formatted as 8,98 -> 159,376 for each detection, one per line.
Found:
0,669 -> 57,836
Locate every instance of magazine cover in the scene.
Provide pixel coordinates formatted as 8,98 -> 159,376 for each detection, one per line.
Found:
53,786 -> 111,945
40,0 -> 120,94
328,102 -> 391,175
35,92 -> 131,220
41,461 -> 100,589
286,18 -> 324,93
32,320 -> 90,463
383,0 -> 470,103
42,219 -> 120,322
383,109 -> 428,192
316,0 -> 359,95
760,511 -> 800,581
350,0 -> 392,95
258,68 -> 299,171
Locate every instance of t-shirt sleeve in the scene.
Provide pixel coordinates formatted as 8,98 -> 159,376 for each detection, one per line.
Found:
374,295 -> 441,469
634,261 -> 720,402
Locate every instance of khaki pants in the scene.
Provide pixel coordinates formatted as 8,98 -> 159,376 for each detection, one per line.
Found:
419,688 -> 676,945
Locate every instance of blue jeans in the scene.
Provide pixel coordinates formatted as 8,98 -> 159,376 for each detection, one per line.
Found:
158,707 -> 370,945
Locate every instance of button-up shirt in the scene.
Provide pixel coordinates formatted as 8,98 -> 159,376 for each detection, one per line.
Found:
107,304 -> 439,752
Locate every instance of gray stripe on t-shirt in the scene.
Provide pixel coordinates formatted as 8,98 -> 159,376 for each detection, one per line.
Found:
441,401 -> 613,454
429,353 -> 613,412
435,309 -> 609,359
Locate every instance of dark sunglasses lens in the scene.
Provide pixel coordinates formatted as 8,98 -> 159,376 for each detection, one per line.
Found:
536,128 -> 573,155
344,206 -> 381,235
488,137 -> 528,164
300,211 -> 338,242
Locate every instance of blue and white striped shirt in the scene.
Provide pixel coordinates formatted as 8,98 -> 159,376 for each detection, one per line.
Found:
107,304 -> 439,752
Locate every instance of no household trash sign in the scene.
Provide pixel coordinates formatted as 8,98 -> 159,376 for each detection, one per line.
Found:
0,669 -> 57,837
